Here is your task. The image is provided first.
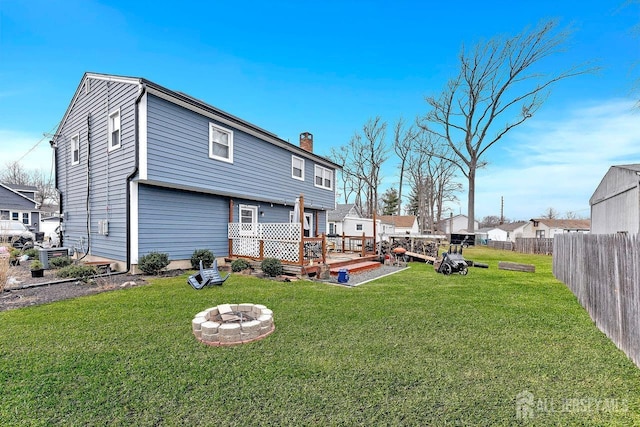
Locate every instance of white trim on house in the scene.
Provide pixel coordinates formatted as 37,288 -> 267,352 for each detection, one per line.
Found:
138,93 -> 148,180
209,122 -> 234,163
130,181 -> 139,264
108,108 -> 121,152
71,133 -> 80,165
291,155 -> 305,181
314,165 -> 333,190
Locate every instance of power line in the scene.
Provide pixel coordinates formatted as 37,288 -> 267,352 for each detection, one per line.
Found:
13,123 -> 60,164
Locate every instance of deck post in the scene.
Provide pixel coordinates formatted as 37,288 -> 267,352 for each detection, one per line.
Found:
321,232 -> 327,264
299,194 -> 305,266
228,199 -> 234,257
361,232 -> 366,257
341,232 -> 346,253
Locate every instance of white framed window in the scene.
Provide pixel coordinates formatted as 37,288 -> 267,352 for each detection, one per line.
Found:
108,109 -> 121,151
71,134 -> 80,165
356,224 -> 363,231
209,122 -> 233,163
314,165 -> 333,190
291,155 -> 305,180
239,204 -> 258,236
10,212 -> 30,225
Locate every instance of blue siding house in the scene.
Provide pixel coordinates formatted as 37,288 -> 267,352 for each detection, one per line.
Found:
0,183 -> 41,230
53,72 -> 339,271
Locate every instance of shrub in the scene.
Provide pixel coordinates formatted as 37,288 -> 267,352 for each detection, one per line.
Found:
56,265 -> 97,282
190,249 -> 215,270
231,258 -> 251,272
261,258 -> 283,277
24,248 -> 38,259
30,260 -> 43,271
49,256 -> 73,269
138,251 -> 169,275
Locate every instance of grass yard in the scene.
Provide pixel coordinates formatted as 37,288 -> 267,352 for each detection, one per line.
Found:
1,247 -> 639,425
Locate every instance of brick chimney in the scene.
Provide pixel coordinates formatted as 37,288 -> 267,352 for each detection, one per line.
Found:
300,132 -> 313,152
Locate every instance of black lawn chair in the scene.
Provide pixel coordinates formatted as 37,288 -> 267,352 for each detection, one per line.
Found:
187,259 -> 230,289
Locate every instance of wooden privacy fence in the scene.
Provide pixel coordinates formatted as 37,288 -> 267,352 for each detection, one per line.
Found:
554,233 -> 640,368
515,237 -> 554,254
488,240 -> 514,251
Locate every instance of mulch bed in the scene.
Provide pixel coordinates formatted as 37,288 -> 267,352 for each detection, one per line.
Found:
0,259 -> 182,312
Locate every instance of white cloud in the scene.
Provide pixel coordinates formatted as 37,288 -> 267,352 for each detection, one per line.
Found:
472,98 -> 640,220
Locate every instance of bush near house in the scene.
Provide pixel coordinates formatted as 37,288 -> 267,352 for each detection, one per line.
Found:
55,265 -> 97,282
49,256 -> 73,269
190,249 -> 215,270
138,251 -> 170,275
260,257 -> 283,277
231,258 -> 251,272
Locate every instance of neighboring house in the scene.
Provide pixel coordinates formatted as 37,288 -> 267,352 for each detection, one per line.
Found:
590,164 -> 640,234
378,215 -> 419,236
498,221 -> 528,242
437,214 -> 479,234
53,72 -> 339,270
327,204 -> 380,236
0,183 -> 41,231
477,226 -> 507,242
521,218 -> 591,239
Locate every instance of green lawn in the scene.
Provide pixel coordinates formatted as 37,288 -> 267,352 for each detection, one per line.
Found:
1,247 -> 639,425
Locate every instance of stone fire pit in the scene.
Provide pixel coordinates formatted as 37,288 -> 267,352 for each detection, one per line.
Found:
192,303 -> 274,346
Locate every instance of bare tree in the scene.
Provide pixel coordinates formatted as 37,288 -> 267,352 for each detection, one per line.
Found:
329,118 -> 389,215
420,20 -> 593,232
407,132 -> 461,233
361,117 -> 389,216
540,207 -> 560,219
1,161 -> 58,208
2,161 -> 30,186
392,117 -> 418,215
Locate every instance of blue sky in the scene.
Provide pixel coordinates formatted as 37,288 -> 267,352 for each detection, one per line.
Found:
0,0 -> 638,221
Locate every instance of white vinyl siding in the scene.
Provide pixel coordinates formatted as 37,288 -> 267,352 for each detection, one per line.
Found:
292,155 -> 304,180
71,133 -> 80,165
314,165 -> 333,190
108,109 -> 121,151
209,122 -> 233,163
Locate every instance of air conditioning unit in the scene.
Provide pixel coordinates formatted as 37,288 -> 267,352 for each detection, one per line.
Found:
38,247 -> 70,269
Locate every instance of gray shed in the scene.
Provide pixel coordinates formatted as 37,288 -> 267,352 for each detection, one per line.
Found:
590,164 -> 640,234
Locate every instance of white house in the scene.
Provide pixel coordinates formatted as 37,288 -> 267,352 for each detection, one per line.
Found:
521,218 -> 590,239
378,215 -> 419,236
438,214 -> 479,234
498,221 -> 528,242
327,204 -> 380,237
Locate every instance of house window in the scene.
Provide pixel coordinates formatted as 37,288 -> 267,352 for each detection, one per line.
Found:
328,222 -> 336,235
536,230 -> 545,238
108,109 -> 121,151
22,213 -> 29,225
292,155 -> 305,180
356,224 -> 363,231
71,134 -> 80,165
239,205 -> 257,236
314,165 -> 333,190
11,212 -> 18,221
209,123 -> 233,163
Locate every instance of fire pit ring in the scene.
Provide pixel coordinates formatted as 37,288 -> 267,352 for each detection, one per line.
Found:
192,303 -> 274,346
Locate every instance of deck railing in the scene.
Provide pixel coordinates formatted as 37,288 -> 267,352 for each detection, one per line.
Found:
228,224 -> 376,265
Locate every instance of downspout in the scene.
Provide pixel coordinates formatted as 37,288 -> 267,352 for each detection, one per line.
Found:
51,138 -> 62,247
